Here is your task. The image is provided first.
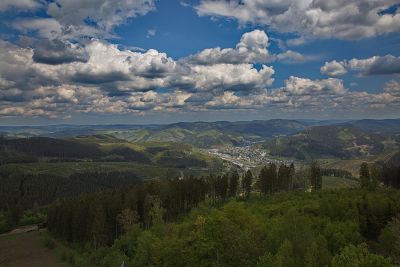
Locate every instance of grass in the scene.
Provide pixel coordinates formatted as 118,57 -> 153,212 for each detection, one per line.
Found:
0,230 -> 70,266
0,161 -> 178,179
321,149 -> 399,176
322,175 -> 359,189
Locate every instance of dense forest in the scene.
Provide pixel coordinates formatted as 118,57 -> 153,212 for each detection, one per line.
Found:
43,161 -> 400,267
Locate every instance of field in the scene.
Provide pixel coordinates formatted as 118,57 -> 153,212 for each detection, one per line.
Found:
322,175 -> 359,189
0,230 -> 68,267
320,149 -> 399,176
0,161 -> 215,180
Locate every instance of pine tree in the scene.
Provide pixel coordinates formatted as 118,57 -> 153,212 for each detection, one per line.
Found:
360,162 -> 370,189
289,163 -> 295,191
274,240 -> 295,267
242,170 -> 253,199
92,203 -> 107,246
369,164 -> 380,190
228,170 -> 239,197
258,166 -> 269,195
270,163 -> 278,192
117,208 -> 139,234
310,161 -> 322,191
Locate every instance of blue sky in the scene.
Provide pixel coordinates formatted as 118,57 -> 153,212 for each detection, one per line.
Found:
0,0 -> 399,125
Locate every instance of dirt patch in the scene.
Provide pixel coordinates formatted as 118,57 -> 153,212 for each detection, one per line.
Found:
0,230 -> 67,267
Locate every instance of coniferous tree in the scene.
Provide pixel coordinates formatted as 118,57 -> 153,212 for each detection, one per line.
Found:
228,170 -> 239,197
117,208 -> 139,234
369,165 -> 380,190
360,162 -> 370,189
270,163 -> 278,192
258,166 -> 269,195
242,170 -> 253,199
310,161 -> 322,191
219,174 -> 229,200
92,203 -> 107,246
289,163 -> 295,191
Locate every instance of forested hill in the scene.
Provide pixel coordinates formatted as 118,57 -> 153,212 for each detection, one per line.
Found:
0,137 -> 104,159
339,119 -> 400,134
1,119 -> 399,149
262,125 -> 398,160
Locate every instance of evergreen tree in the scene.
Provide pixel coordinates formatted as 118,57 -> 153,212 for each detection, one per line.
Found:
242,170 -> 253,199
369,164 -> 380,190
228,170 -> 239,198
289,163 -> 295,191
218,174 -> 229,200
117,208 -> 139,234
149,198 -> 165,227
258,166 -> 269,195
274,240 -> 295,267
270,163 -> 278,192
92,203 -> 107,246
360,162 -> 370,189
310,161 -> 322,191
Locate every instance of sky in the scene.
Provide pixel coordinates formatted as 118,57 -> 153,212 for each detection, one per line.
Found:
0,0 -> 399,125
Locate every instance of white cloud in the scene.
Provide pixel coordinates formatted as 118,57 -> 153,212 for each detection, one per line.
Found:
13,18 -> 63,39
275,50 -> 307,63
0,33 -> 399,118
47,0 -> 156,33
10,0 -> 156,40
0,0 -> 41,11
186,29 -> 270,65
146,28 -> 156,38
174,63 -> 274,93
195,0 -> 400,40
384,80 -> 400,96
282,76 -> 345,95
320,60 -> 348,76
321,55 -> 400,76
186,29 -> 309,65
348,55 -> 400,75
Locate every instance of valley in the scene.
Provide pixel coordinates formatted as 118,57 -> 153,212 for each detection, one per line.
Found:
0,119 -> 399,266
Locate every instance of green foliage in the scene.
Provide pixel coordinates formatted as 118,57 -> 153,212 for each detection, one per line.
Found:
52,189 -> 400,267
0,211 -> 12,233
262,125 -> 388,160
360,162 -> 371,189
42,236 -> 56,250
331,243 -> 396,267
228,170 -> 239,197
378,215 -> 400,264
242,170 -> 253,199
310,161 -> 322,191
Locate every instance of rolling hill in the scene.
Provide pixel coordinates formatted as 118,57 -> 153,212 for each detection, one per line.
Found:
262,125 -> 398,161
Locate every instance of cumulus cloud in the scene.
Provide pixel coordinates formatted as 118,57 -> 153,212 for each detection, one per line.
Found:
320,60 -> 348,76
0,0 -> 41,11
195,0 -> 400,40
47,0 -> 156,34
282,76 -> 345,95
185,30 -> 310,65
321,55 -> 400,76
384,80 -> 400,96
349,55 -> 400,75
275,50 -> 308,63
185,30 -> 270,65
0,30 -> 399,118
10,0 -> 156,40
32,39 -> 89,65
174,63 -> 274,93
0,34 -> 276,117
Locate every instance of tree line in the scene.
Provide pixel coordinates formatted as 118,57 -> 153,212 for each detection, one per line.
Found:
47,162 -> 323,245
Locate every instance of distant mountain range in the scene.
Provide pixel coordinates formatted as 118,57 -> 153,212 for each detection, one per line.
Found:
1,119 -> 399,160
